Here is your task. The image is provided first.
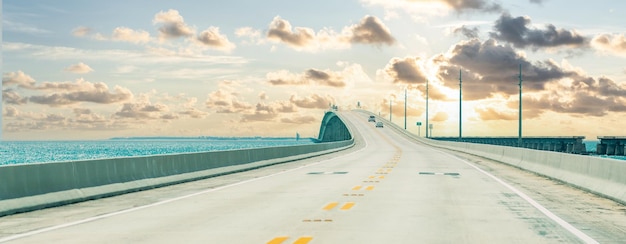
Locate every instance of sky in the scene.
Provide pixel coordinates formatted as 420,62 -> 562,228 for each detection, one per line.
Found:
2,0 -> 626,141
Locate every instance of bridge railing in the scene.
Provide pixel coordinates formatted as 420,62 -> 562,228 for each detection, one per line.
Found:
355,109 -> 626,205
0,111 -> 355,216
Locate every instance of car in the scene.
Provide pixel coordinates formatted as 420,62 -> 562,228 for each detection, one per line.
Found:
368,115 -> 376,122
376,122 -> 384,128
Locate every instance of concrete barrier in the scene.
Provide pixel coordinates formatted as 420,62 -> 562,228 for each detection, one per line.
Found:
355,110 -> 626,205
0,112 -> 356,216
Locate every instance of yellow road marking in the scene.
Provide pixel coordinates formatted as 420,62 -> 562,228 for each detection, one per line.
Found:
352,185 -> 362,190
294,236 -> 313,244
340,202 -> 355,210
368,175 -> 375,179
366,186 -> 375,191
379,176 -> 385,179
267,236 -> 289,244
323,202 -> 338,210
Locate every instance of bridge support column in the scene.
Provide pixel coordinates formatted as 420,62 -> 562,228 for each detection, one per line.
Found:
607,143 -> 616,155
615,143 -> 626,156
596,143 -> 607,155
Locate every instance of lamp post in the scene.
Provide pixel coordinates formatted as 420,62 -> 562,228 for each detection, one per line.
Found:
425,80 -> 429,138
459,69 -> 462,141
389,98 -> 392,122
404,89 -> 407,130
518,64 -> 523,147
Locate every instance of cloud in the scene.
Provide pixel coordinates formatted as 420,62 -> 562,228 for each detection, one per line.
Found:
72,26 -> 93,37
384,57 -> 429,84
490,13 -> 588,50
281,115 -> 317,124
452,25 -> 480,39
476,107 -> 517,120
348,15 -> 395,46
112,27 -> 151,44
259,91 -> 268,100
379,98 -> 424,118
240,103 -> 280,122
431,112 -> 449,122
2,70 -> 36,88
267,68 -> 347,87
153,9 -> 195,40
591,33 -> 626,57
435,39 -> 574,99
20,78 -> 134,106
64,62 -> 94,74
305,69 -> 346,87
267,16 -> 316,48
361,0 -> 503,18
2,89 -> 28,105
441,0 -> 502,13
289,94 -> 334,109
3,19 -> 51,34
195,27 -> 236,52
266,15 -> 394,51
205,88 -> 253,113
114,100 -> 172,120
179,107 -> 208,119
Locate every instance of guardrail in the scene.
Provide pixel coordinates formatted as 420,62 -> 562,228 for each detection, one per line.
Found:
355,109 -> 626,205
0,112 -> 355,216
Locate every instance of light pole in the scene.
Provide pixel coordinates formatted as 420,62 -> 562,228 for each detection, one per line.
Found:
389,98 -> 392,122
425,80 -> 429,138
404,89 -> 407,130
459,69 -> 462,141
518,64 -> 523,147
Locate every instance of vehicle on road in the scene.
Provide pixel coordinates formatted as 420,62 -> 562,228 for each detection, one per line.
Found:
368,115 -> 376,122
376,122 -> 384,128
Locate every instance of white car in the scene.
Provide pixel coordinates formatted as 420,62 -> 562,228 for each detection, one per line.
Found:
375,122 -> 384,128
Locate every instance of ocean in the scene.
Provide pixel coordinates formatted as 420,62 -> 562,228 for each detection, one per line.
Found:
0,138 -> 315,166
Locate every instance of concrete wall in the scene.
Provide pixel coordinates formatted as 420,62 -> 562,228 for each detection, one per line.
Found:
0,112 -> 355,216
356,110 -> 626,205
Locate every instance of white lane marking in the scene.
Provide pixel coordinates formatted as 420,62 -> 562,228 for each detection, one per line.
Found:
390,131 -> 599,244
0,120 -> 369,243
456,158 -> 598,244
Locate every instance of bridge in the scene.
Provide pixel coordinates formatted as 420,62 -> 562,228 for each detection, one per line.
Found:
1,110 -> 625,243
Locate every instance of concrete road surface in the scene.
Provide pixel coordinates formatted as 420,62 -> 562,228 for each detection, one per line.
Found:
1,111 -> 625,243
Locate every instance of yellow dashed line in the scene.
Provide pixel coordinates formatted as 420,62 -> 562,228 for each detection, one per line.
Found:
340,202 -> 355,210
267,236 -> 289,244
294,236 -> 314,244
352,185 -> 362,190
379,176 -> 385,179
365,186 -> 375,191
323,202 -> 339,210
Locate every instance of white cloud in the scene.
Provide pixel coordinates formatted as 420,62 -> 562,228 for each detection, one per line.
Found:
112,27 -> 151,44
64,62 -> 94,74
195,27 -> 236,52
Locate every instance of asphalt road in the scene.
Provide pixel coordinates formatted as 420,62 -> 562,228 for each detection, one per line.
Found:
1,111 -> 625,243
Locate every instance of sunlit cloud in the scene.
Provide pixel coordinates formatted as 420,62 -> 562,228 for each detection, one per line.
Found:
111,27 -> 151,44
591,33 -> 626,57
265,15 -> 395,51
64,62 -> 94,74
153,9 -> 195,40
195,27 -> 236,52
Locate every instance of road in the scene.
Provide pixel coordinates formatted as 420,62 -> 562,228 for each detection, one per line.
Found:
1,111 -> 625,243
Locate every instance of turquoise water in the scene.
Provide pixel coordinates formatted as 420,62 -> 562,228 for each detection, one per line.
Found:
0,138 -> 315,165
